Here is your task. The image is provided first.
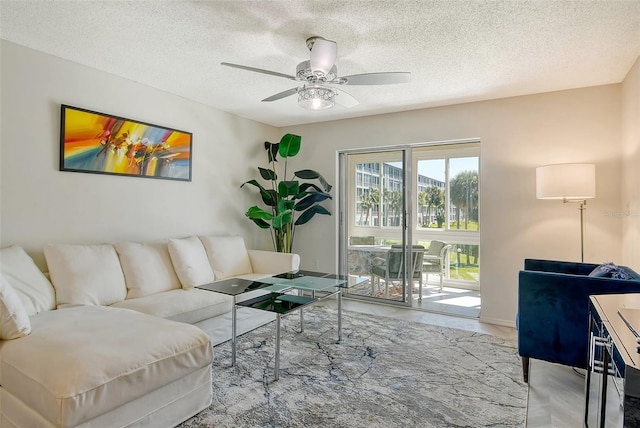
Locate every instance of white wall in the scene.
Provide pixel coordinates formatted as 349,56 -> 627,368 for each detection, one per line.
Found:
1,40 -> 633,327
621,57 -> 640,271
285,85 -> 623,326
0,40 -> 280,269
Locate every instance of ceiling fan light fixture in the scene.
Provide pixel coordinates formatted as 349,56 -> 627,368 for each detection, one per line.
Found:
298,86 -> 335,110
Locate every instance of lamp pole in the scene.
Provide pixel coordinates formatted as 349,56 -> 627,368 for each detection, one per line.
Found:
579,200 -> 586,263
564,198 -> 587,262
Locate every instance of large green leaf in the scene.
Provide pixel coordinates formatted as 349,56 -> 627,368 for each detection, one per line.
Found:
278,134 -> 301,158
246,205 -> 273,221
298,183 -> 324,194
279,199 -> 295,211
294,190 -> 332,200
294,193 -> 332,211
294,169 -> 332,192
242,179 -> 275,205
295,205 -> 331,225
261,189 -> 278,207
251,218 -> 271,229
278,180 -> 300,197
259,167 -> 276,181
264,141 -> 279,163
273,210 -> 293,228
241,179 -> 265,191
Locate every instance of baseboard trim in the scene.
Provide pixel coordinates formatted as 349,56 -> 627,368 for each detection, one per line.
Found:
479,315 -> 516,328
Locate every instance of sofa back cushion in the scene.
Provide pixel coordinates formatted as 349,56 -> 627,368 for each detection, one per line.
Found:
44,244 -> 127,307
0,246 -> 56,315
114,241 -> 182,299
199,235 -> 252,279
168,236 -> 215,288
0,274 -> 32,339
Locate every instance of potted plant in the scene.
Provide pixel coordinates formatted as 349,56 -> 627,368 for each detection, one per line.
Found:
241,133 -> 332,253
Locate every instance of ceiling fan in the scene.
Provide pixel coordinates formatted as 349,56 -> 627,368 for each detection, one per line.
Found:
221,36 -> 411,110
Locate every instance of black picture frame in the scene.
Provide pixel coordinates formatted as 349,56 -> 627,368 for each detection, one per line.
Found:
59,104 -> 192,182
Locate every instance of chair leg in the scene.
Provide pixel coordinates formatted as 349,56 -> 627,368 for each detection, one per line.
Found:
384,274 -> 389,299
418,275 -> 423,301
522,356 -> 530,383
439,272 -> 443,291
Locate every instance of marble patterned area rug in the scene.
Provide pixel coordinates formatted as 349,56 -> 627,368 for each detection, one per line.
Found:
178,305 -> 527,428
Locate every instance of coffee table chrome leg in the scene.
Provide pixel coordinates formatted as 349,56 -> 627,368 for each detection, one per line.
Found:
275,314 -> 281,381
338,289 -> 342,343
298,289 -> 304,333
231,297 -> 237,366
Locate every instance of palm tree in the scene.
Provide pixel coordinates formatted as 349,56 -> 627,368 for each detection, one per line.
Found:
359,193 -> 371,225
418,191 -> 428,226
450,171 -> 478,230
425,186 -> 444,227
389,190 -> 403,226
382,188 -> 393,226
362,187 -> 380,225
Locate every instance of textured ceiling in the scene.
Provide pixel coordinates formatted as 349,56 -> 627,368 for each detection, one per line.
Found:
1,0 -> 639,127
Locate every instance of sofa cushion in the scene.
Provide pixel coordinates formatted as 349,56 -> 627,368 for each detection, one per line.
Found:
115,241 -> 182,299
0,305 -> 213,428
247,249 -> 301,274
0,246 -> 56,315
44,243 -> 127,307
200,235 -> 253,279
168,236 -> 215,288
0,275 -> 31,339
110,288 -> 232,323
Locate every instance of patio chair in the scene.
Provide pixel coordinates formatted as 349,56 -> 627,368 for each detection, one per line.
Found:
370,245 -> 425,299
421,240 -> 452,297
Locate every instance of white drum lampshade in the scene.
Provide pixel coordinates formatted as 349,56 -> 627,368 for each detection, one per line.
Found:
536,163 -> 596,200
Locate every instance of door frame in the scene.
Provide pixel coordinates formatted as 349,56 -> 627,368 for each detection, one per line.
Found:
337,138 -> 481,307
338,147 -> 414,307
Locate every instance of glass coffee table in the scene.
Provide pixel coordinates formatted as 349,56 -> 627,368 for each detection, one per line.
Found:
197,270 -> 365,380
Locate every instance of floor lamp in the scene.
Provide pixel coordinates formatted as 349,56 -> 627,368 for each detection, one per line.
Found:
536,163 -> 596,262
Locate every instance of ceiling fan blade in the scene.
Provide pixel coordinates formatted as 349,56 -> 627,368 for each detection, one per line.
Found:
310,38 -> 337,75
262,87 -> 299,102
221,62 -> 296,81
334,88 -> 359,108
339,72 -> 411,85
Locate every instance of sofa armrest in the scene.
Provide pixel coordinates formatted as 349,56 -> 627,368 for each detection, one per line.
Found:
247,250 -> 301,274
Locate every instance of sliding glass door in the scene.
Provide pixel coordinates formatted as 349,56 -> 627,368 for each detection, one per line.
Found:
339,149 -> 416,305
413,144 -> 480,292
339,141 -> 481,311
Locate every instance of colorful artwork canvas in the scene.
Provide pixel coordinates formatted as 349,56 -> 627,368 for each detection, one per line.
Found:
60,105 -> 192,181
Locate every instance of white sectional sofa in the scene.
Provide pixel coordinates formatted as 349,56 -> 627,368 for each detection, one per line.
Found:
0,235 -> 300,428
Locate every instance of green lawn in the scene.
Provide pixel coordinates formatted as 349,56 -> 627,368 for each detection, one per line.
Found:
447,252 -> 479,281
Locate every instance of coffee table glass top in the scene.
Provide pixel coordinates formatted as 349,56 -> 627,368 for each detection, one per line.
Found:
237,292 -> 316,314
197,278 -> 276,296
197,270 -> 365,296
258,270 -> 351,291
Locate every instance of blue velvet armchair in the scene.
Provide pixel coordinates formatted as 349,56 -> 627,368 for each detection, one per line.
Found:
517,259 -> 640,382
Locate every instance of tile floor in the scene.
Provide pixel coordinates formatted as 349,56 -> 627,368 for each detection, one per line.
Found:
413,284 -> 481,318
325,297 -> 587,427
348,277 -> 482,318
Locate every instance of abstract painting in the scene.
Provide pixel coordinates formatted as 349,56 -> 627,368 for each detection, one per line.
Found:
60,105 -> 192,181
